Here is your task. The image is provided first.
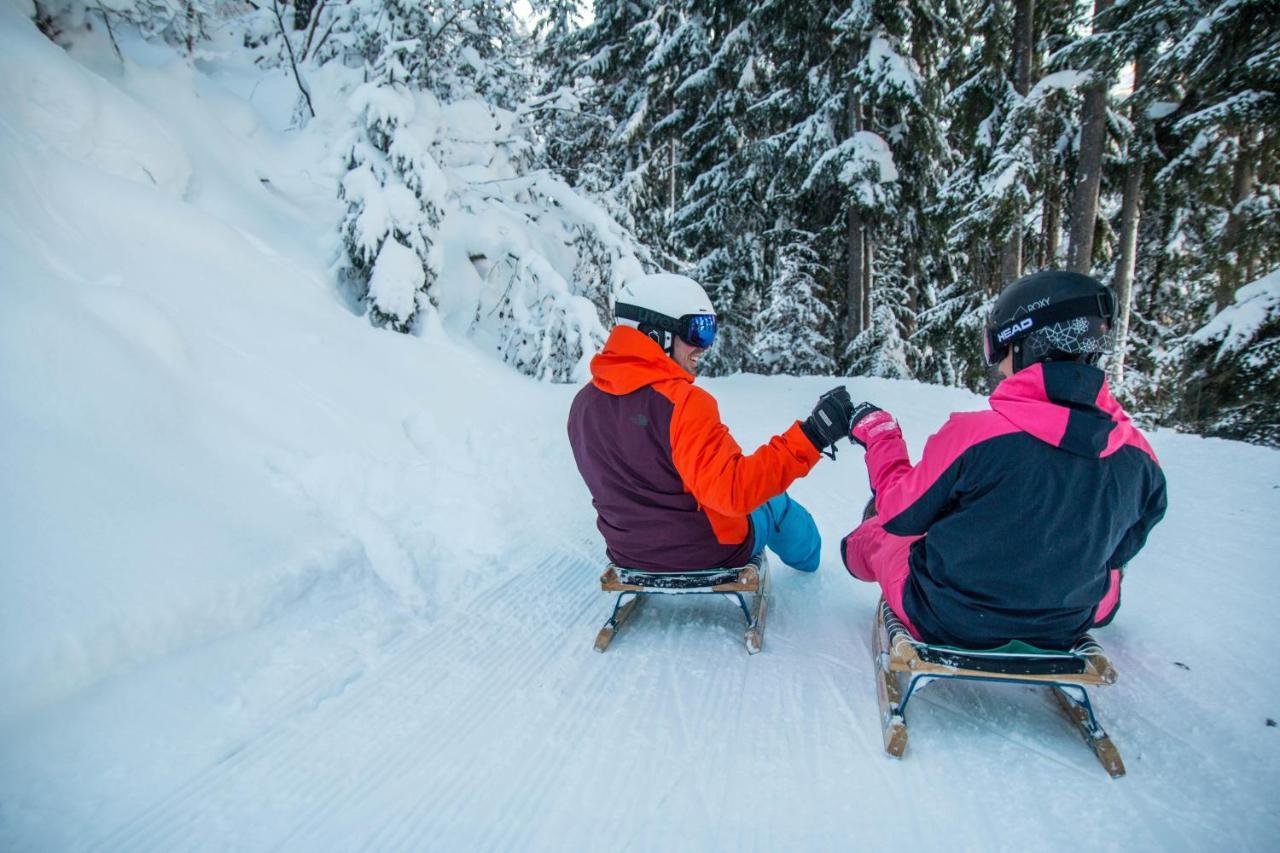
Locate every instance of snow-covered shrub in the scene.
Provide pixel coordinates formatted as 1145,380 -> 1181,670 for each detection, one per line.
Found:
322,0 -> 646,380
449,163 -> 645,383
1176,269 -> 1280,446
483,252 -> 597,382
338,37 -> 446,332
33,0 -> 221,53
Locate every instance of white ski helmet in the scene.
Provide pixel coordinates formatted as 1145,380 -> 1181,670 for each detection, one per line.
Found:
613,273 -> 717,354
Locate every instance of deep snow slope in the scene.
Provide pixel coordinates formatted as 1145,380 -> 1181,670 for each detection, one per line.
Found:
1,7 -> 1278,851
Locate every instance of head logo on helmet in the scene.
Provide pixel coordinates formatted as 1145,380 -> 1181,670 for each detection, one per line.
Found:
984,270 -> 1117,373
614,274 -> 718,356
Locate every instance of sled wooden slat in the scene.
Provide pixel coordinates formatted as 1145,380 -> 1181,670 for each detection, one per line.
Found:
593,594 -> 642,652
744,566 -> 769,654
886,637 -> 1118,687
1052,686 -> 1126,778
600,564 -> 762,593
595,557 -> 768,654
871,598 -> 1125,777
872,606 -> 908,757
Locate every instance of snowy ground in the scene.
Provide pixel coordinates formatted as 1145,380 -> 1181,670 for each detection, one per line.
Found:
2,6 -> 1279,850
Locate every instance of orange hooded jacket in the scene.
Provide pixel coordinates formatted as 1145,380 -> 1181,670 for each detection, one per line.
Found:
567,325 -> 821,571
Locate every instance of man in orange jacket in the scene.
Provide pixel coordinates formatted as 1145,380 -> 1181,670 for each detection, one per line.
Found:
567,273 -> 854,573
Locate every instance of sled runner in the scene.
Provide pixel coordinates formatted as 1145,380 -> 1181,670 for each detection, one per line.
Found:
871,599 -> 1125,777
594,555 -> 769,654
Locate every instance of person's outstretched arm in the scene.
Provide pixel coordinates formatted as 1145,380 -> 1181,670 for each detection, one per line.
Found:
849,405 -> 1011,537
668,386 -> 849,516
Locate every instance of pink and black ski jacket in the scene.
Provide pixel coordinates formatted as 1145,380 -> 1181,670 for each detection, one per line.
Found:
846,361 -> 1167,649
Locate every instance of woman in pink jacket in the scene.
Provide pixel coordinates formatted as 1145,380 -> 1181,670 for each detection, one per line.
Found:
841,271 -> 1167,651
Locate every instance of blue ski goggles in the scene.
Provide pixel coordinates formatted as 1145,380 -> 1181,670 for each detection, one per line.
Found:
615,302 -> 717,349
679,313 -> 717,349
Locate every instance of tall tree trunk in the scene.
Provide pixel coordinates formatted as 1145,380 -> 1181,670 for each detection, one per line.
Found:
1215,139 -> 1256,311
1067,0 -> 1114,273
846,87 -> 865,339
1110,56 -> 1147,385
847,210 -> 865,337
668,139 -> 677,218
1042,176 -> 1061,265
1035,22 -> 1060,268
1143,200 -> 1164,318
1000,0 -> 1035,286
905,246 -> 919,338
863,236 -> 874,331
294,0 -> 316,30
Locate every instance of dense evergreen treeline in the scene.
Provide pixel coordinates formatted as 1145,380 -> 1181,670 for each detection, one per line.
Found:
26,0 -> 1279,445
539,0 -> 1278,444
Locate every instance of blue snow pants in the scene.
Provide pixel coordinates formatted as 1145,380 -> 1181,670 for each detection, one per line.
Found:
749,492 -> 821,572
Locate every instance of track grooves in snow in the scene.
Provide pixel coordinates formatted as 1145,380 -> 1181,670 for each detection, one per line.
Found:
94,547 -> 603,850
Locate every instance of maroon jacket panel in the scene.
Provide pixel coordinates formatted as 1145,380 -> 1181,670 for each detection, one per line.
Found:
567,383 -> 753,572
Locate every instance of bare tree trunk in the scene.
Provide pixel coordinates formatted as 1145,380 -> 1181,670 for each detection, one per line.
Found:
1042,176 -> 1061,266
1067,0 -> 1114,273
1144,203 -> 1164,317
905,246 -> 919,337
1000,0 -> 1035,287
271,0 -> 316,118
668,138 -> 676,216
1110,56 -> 1146,385
846,87 -> 865,339
294,0 -> 316,30
847,207 -> 864,336
863,236 -> 874,330
1215,139 -> 1256,311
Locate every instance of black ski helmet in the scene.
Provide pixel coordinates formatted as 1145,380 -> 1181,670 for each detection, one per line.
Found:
985,270 -> 1117,373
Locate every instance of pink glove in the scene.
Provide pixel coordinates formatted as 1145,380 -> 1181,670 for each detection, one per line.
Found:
850,404 -> 899,447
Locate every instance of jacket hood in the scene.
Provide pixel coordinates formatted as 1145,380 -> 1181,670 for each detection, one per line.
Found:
990,361 -> 1140,458
590,325 -> 693,395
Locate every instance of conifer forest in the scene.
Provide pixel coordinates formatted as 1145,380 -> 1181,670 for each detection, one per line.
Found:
30,0 -> 1280,445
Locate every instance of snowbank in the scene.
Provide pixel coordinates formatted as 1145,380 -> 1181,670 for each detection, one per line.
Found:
0,9 -> 577,718
0,3 -> 190,195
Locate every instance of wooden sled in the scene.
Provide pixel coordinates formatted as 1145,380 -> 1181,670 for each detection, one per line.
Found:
872,599 -> 1125,777
594,555 -> 769,655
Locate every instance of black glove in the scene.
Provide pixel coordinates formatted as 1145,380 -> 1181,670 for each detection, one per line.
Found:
800,386 -> 855,459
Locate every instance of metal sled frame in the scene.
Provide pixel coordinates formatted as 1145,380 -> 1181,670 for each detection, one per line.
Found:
872,599 -> 1125,777
594,555 -> 769,654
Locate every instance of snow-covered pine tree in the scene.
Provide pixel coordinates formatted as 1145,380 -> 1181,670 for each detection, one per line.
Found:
670,0 -> 765,375
938,0 -> 1029,298
1055,0 -> 1169,385
927,0 -> 1084,389
338,35 -> 446,332
748,230 -> 836,374
831,0 -> 951,378
1130,0 -> 1278,437
539,0 -> 692,258
1177,270 -> 1280,446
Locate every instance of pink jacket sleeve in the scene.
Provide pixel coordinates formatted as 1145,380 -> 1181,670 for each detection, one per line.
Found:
864,413 -> 1015,536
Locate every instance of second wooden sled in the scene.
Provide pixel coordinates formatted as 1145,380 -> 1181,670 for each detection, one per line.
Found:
872,599 -> 1125,777
594,555 -> 769,654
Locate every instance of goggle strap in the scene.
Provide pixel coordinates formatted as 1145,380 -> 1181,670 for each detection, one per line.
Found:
615,302 -> 679,333
616,302 -> 715,347
989,293 -> 1115,349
